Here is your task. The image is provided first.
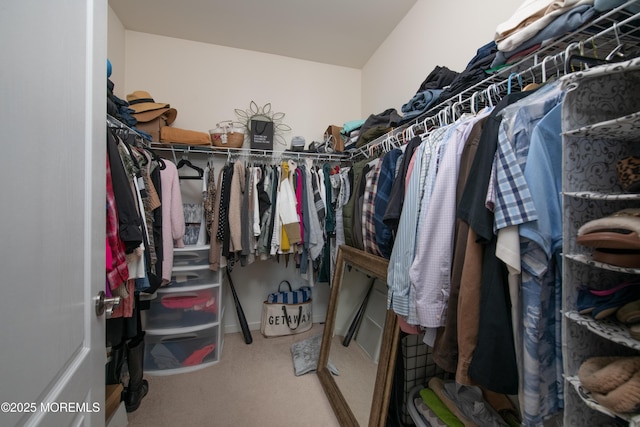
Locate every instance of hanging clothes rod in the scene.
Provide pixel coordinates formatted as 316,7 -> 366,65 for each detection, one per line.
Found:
149,142 -> 348,162
107,114 -> 149,145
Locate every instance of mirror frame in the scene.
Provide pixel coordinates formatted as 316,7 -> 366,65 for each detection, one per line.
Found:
317,245 -> 400,427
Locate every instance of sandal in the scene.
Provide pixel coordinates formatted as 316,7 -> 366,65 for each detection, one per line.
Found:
617,299 -> 640,324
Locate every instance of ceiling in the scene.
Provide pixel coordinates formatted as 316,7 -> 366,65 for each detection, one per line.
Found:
108,0 -> 418,69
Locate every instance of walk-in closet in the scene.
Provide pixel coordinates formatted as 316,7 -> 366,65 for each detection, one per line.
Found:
4,1 -> 640,427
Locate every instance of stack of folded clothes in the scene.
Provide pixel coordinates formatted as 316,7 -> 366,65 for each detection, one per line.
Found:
411,377 -> 520,427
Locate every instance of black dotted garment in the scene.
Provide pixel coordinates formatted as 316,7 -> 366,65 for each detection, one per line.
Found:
218,165 -> 234,258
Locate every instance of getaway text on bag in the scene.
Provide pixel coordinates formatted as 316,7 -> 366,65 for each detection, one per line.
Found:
268,310 -> 311,326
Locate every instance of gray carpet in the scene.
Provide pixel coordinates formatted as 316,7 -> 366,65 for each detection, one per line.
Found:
291,334 -> 339,376
126,324 -> 340,426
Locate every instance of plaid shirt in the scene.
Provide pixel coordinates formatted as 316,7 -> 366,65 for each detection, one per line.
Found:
374,148 -> 403,258
106,155 -> 129,292
494,81 -> 563,231
362,159 -> 383,257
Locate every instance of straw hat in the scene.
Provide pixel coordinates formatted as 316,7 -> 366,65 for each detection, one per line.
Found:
126,90 -> 177,124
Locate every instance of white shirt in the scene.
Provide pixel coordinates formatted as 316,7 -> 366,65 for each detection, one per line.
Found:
410,111 -> 491,345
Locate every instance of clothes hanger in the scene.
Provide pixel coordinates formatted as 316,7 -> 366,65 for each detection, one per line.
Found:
540,55 -> 554,83
149,149 -> 166,170
563,42 -> 582,74
606,22 -> 625,61
451,100 -> 460,122
484,84 -> 497,108
469,91 -> 479,115
522,67 -> 540,92
437,109 -> 446,127
507,72 -> 523,94
176,155 -> 204,179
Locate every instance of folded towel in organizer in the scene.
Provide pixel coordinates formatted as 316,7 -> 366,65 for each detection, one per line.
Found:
160,126 -> 211,146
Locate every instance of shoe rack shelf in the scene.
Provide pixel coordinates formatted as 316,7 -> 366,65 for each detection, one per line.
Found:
564,311 -> 640,351
561,59 -> 640,426
565,253 -> 640,273
142,244 -> 226,376
565,375 -> 640,425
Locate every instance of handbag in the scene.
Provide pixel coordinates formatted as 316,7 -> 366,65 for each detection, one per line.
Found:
209,120 -> 244,149
250,119 -> 274,150
324,125 -> 344,152
261,281 -> 312,337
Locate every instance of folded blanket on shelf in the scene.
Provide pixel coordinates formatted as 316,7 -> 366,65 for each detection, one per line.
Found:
160,126 -> 211,145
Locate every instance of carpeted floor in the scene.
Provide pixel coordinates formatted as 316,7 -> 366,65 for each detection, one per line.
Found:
126,324 -> 340,426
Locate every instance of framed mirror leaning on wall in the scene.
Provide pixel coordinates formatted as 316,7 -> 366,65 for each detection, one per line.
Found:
317,245 -> 400,427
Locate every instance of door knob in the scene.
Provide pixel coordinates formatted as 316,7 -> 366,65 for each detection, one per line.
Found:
95,291 -> 121,319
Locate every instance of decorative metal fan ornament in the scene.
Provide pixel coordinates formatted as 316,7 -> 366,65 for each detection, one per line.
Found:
235,101 -> 291,147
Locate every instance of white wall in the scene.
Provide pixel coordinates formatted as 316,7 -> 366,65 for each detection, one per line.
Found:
107,6 -> 126,98
123,31 -> 361,146
362,0 -> 518,115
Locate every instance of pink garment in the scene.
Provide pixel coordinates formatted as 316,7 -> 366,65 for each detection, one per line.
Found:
160,160 -> 186,284
405,150 -> 418,193
296,170 -> 304,243
590,280 -> 640,296
105,239 -> 113,298
398,315 -> 422,334
161,290 -> 216,313
106,238 -> 113,276
183,344 -> 215,366
106,156 -> 129,291
110,279 -> 135,319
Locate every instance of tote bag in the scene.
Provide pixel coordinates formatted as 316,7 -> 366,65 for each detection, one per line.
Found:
260,281 -> 312,337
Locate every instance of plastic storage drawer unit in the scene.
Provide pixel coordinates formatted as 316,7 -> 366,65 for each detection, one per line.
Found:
168,265 -> 219,290
145,287 -> 219,330
172,244 -> 210,268
144,324 -> 219,375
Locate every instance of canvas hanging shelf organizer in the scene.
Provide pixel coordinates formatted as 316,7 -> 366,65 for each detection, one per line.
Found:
234,101 -> 291,150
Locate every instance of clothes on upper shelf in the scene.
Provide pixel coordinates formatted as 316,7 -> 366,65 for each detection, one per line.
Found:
494,0 -> 596,52
490,4 -> 597,68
